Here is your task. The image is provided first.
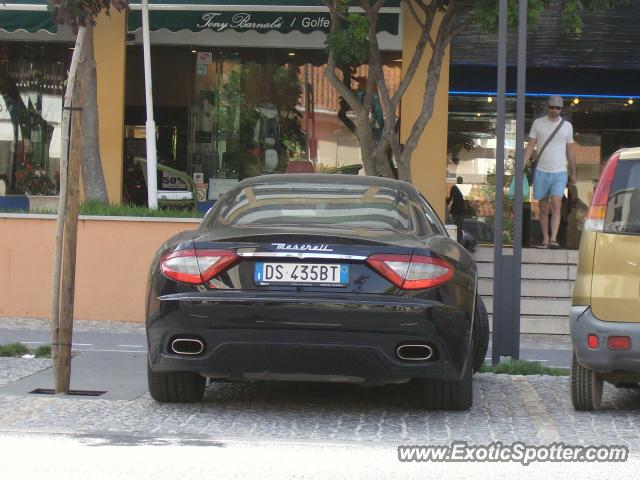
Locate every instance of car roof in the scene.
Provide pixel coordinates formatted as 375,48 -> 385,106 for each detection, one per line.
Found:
236,174 -> 418,195
619,147 -> 640,161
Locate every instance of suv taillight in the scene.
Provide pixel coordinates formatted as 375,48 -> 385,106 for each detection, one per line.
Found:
366,254 -> 453,290
161,249 -> 239,285
585,152 -> 620,232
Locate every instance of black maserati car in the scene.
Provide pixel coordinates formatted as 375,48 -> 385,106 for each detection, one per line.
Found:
145,174 -> 488,410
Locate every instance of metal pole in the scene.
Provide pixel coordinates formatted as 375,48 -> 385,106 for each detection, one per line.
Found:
492,0 -> 508,365
510,0 -> 528,360
142,0 -> 158,209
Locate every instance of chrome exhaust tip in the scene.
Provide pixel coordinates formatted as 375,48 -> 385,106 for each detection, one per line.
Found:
396,344 -> 434,361
170,338 -> 205,356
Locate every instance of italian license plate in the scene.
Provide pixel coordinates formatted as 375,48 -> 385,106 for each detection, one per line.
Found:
254,262 -> 349,286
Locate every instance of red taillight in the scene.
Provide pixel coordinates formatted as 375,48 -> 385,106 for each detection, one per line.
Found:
607,336 -> 631,350
161,249 -> 239,285
585,152 -> 620,231
366,254 -> 453,290
587,334 -> 599,349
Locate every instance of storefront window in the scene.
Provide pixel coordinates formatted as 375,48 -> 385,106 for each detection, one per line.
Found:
446,95 -> 620,249
190,51 -> 309,198
0,43 -> 68,195
124,46 -> 401,204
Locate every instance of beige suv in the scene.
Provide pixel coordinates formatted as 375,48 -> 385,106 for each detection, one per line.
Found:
571,147 -> 640,410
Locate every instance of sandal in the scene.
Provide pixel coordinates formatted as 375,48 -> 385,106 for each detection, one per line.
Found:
535,242 -> 549,249
549,241 -> 560,249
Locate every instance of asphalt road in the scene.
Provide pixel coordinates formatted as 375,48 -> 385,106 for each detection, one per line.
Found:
0,329 -> 147,354
0,328 -> 572,368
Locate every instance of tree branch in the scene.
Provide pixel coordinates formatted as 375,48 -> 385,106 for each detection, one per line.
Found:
445,12 -> 474,43
401,0 -> 459,164
391,0 -> 439,106
406,0 -> 426,30
414,0 -> 430,14
324,7 -> 365,116
322,0 -> 349,22
356,0 -> 385,14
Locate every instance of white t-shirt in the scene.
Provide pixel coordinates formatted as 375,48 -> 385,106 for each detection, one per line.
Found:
529,116 -> 574,173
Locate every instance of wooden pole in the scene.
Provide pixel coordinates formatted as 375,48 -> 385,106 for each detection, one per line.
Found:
55,79 -> 83,394
50,27 -> 86,374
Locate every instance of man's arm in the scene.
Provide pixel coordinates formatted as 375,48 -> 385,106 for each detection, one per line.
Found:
523,138 -> 537,165
567,143 -> 577,184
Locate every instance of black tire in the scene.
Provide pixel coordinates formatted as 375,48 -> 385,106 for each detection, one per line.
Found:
472,296 -> 490,373
570,350 -> 603,411
147,361 -> 206,403
422,361 -> 473,410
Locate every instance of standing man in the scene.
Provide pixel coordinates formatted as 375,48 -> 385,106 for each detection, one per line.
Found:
447,176 -> 466,241
524,95 -> 576,249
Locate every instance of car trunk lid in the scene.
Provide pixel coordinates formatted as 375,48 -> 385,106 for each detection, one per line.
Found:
192,225 -> 432,295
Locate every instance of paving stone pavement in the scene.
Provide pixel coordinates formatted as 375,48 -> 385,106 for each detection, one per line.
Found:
0,358 -> 639,450
0,358 -> 52,387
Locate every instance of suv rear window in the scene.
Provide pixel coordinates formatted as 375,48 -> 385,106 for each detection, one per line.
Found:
605,159 -> 640,234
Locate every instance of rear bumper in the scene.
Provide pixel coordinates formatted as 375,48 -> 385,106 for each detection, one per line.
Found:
146,292 -> 473,384
570,305 -> 640,374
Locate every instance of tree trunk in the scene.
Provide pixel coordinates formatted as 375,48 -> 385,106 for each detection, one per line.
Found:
397,155 -> 412,182
56,80 -> 83,394
353,114 -> 377,176
374,148 -> 395,178
50,26 -> 86,370
78,23 -> 109,204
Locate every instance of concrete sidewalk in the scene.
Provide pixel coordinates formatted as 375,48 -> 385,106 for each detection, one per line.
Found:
0,351 -> 147,401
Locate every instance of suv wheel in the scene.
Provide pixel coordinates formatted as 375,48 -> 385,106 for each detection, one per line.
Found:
147,361 -> 206,403
570,350 -> 603,411
422,362 -> 473,411
472,296 -> 490,373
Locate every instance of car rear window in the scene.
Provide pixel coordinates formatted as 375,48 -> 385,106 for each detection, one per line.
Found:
605,159 -> 640,234
212,182 -> 414,231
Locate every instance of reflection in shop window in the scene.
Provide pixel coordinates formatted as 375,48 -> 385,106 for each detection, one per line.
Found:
123,47 -> 402,205
446,95 -> 614,249
0,44 -> 67,196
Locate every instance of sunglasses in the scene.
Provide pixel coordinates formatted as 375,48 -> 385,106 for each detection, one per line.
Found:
548,106 -> 562,110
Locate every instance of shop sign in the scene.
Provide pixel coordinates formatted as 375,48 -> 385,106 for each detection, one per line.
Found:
128,10 -> 398,36
196,52 -> 213,65
196,12 -> 330,33
162,172 -> 187,189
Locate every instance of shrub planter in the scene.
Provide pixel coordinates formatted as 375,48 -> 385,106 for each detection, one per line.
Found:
27,194 -> 59,212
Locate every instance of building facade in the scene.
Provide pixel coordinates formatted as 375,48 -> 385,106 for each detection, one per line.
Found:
3,1 -> 640,249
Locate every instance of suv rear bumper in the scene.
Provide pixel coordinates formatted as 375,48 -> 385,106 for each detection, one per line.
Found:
570,305 -> 640,374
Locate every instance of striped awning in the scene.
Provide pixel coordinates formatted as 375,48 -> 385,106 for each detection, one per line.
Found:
0,0 -> 57,33
127,1 -> 400,35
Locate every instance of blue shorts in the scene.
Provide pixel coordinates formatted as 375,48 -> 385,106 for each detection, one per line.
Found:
533,170 -> 567,200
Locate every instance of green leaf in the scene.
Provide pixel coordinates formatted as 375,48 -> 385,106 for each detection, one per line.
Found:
325,13 -> 370,67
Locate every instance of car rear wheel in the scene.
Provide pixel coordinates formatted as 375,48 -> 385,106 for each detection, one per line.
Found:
571,350 -> 603,411
421,362 -> 473,410
147,361 -> 206,403
472,296 -> 490,373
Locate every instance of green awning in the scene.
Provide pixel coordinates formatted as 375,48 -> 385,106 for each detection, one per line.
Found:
127,1 -> 400,35
0,1 -> 57,33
